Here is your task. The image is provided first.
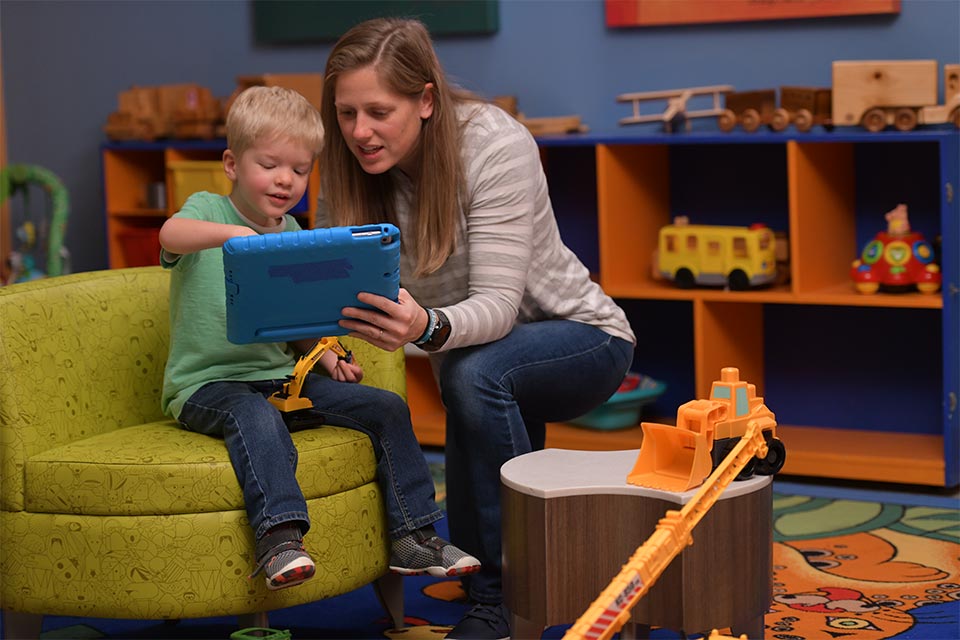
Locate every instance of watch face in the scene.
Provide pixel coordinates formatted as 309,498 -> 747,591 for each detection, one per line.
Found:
425,309 -> 451,350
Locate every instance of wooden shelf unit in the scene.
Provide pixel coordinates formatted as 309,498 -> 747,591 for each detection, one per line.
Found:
101,140 -> 319,268
406,128 -> 959,488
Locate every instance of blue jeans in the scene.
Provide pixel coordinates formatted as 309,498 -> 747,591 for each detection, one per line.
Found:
440,320 -> 634,604
178,374 -> 442,541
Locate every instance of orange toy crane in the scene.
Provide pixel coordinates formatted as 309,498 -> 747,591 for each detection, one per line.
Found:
563,368 -> 785,640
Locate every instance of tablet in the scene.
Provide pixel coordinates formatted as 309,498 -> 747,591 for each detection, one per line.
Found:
223,224 -> 400,344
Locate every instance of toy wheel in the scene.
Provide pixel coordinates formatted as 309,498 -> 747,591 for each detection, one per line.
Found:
741,109 -> 761,132
793,109 -> 813,132
770,108 -> 790,132
862,108 -> 886,132
728,269 -> 750,291
718,109 -> 737,132
894,108 -> 918,131
917,282 -> 941,294
855,281 -> 880,294
756,437 -> 786,476
716,439 -> 756,480
674,268 -> 695,289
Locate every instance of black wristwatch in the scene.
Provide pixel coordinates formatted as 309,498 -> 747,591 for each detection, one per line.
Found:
420,309 -> 451,352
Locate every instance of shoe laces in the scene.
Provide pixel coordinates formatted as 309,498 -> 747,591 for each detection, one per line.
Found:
465,602 -> 507,626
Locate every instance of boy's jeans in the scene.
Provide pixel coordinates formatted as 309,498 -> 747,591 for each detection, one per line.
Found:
440,320 -> 634,605
179,374 -> 442,541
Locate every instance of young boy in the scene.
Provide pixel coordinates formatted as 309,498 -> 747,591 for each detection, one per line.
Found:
159,85 -> 479,590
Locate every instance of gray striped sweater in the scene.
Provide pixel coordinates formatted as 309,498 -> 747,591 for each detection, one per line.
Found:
321,102 -> 636,354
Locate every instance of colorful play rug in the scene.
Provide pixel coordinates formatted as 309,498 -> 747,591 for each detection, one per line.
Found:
31,468 -> 960,640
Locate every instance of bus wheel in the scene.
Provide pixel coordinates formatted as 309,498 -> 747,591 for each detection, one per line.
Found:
675,268 -> 695,289
728,270 -> 750,291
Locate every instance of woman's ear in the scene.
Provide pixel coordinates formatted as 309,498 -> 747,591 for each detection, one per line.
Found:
222,149 -> 238,181
419,83 -> 435,120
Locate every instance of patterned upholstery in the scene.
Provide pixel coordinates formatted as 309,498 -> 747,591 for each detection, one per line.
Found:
0,267 -> 406,619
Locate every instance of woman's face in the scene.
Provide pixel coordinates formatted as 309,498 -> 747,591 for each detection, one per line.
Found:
334,65 -> 434,176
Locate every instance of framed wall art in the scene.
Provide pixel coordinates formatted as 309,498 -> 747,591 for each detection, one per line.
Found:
606,0 -> 900,28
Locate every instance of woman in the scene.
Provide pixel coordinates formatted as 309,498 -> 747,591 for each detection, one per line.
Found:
319,17 -> 636,639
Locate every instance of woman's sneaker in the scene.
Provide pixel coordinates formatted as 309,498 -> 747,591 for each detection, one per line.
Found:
251,525 -> 316,590
389,529 -> 481,577
446,603 -> 511,640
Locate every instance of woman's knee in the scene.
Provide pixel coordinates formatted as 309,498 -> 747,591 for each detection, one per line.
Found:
439,349 -> 498,407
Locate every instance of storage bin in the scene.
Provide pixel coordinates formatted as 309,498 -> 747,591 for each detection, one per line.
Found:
569,373 -> 667,431
168,160 -> 232,211
118,227 -> 162,267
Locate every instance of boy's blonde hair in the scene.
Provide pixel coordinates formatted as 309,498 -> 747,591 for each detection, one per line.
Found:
226,86 -> 324,157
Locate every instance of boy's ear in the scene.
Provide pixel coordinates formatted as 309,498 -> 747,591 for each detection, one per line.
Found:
223,149 -> 238,181
420,83 -> 435,120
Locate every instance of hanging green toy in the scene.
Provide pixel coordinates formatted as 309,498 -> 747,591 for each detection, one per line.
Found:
1,163 -> 70,282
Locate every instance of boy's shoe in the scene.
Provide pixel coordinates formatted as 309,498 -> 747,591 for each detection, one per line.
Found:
251,525 -> 316,590
445,602 -> 511,640
389,529 -> 481,577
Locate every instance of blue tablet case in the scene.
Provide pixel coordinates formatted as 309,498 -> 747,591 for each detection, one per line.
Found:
223,224 -> 400,344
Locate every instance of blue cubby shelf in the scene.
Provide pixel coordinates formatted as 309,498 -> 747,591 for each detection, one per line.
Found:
536,127 -> 959,487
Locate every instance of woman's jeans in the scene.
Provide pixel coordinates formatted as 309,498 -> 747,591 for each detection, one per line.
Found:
440,320 -> 634,604
178,374 -> 442,541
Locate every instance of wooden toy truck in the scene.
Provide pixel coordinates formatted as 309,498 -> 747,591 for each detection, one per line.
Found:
832,60 -> 960,131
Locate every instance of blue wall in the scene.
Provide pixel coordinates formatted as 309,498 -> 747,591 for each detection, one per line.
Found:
2,0 -> 958,272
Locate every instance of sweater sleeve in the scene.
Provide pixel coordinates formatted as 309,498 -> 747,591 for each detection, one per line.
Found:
436,113 -> 541,349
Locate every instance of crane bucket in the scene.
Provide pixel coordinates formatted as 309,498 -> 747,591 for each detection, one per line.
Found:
627,423 -> 713,492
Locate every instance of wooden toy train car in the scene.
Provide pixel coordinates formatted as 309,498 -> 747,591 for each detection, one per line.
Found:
719,86 -> 833,132
720,60 -> 960,132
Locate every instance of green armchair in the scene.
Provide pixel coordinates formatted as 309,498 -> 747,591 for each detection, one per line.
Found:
0,267 -> 405,637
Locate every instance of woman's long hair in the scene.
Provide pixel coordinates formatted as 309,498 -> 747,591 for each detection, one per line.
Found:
320,17 -> 478,276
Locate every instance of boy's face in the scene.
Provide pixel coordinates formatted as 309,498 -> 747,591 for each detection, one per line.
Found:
223,135 -> 314,227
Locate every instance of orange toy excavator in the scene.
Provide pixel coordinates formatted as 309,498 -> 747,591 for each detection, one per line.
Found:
628,366 -> 785,492
564,368 -> 785,640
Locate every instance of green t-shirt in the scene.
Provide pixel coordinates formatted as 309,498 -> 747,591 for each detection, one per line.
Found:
160,191 -> 303,419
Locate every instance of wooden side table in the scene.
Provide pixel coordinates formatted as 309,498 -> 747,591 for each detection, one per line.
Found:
501,449 -> 772,639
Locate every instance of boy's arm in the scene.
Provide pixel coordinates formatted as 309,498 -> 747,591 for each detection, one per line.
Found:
159,217 -> 255,256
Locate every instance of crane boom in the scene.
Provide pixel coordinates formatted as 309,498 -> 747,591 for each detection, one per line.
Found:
562,421 -> 771,640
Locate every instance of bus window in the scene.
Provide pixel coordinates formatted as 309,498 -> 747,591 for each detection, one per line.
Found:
665,234 -> 677,252
707,240 -> 721,256
687,235 -> 698,251
733,237 -> 747,258
759,232 -> 771,250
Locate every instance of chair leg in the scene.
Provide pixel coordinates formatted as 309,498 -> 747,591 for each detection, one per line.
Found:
237,611 -> 270,629
1,610 -> 43,640
372,572 -> 405,629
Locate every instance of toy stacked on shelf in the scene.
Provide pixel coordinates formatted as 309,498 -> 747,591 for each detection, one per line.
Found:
618,60 -> 960,134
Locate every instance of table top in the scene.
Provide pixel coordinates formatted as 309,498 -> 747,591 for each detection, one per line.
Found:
500,448 -> 771,504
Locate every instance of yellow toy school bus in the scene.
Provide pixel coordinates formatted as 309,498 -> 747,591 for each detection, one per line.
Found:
657,218 -> 777,290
